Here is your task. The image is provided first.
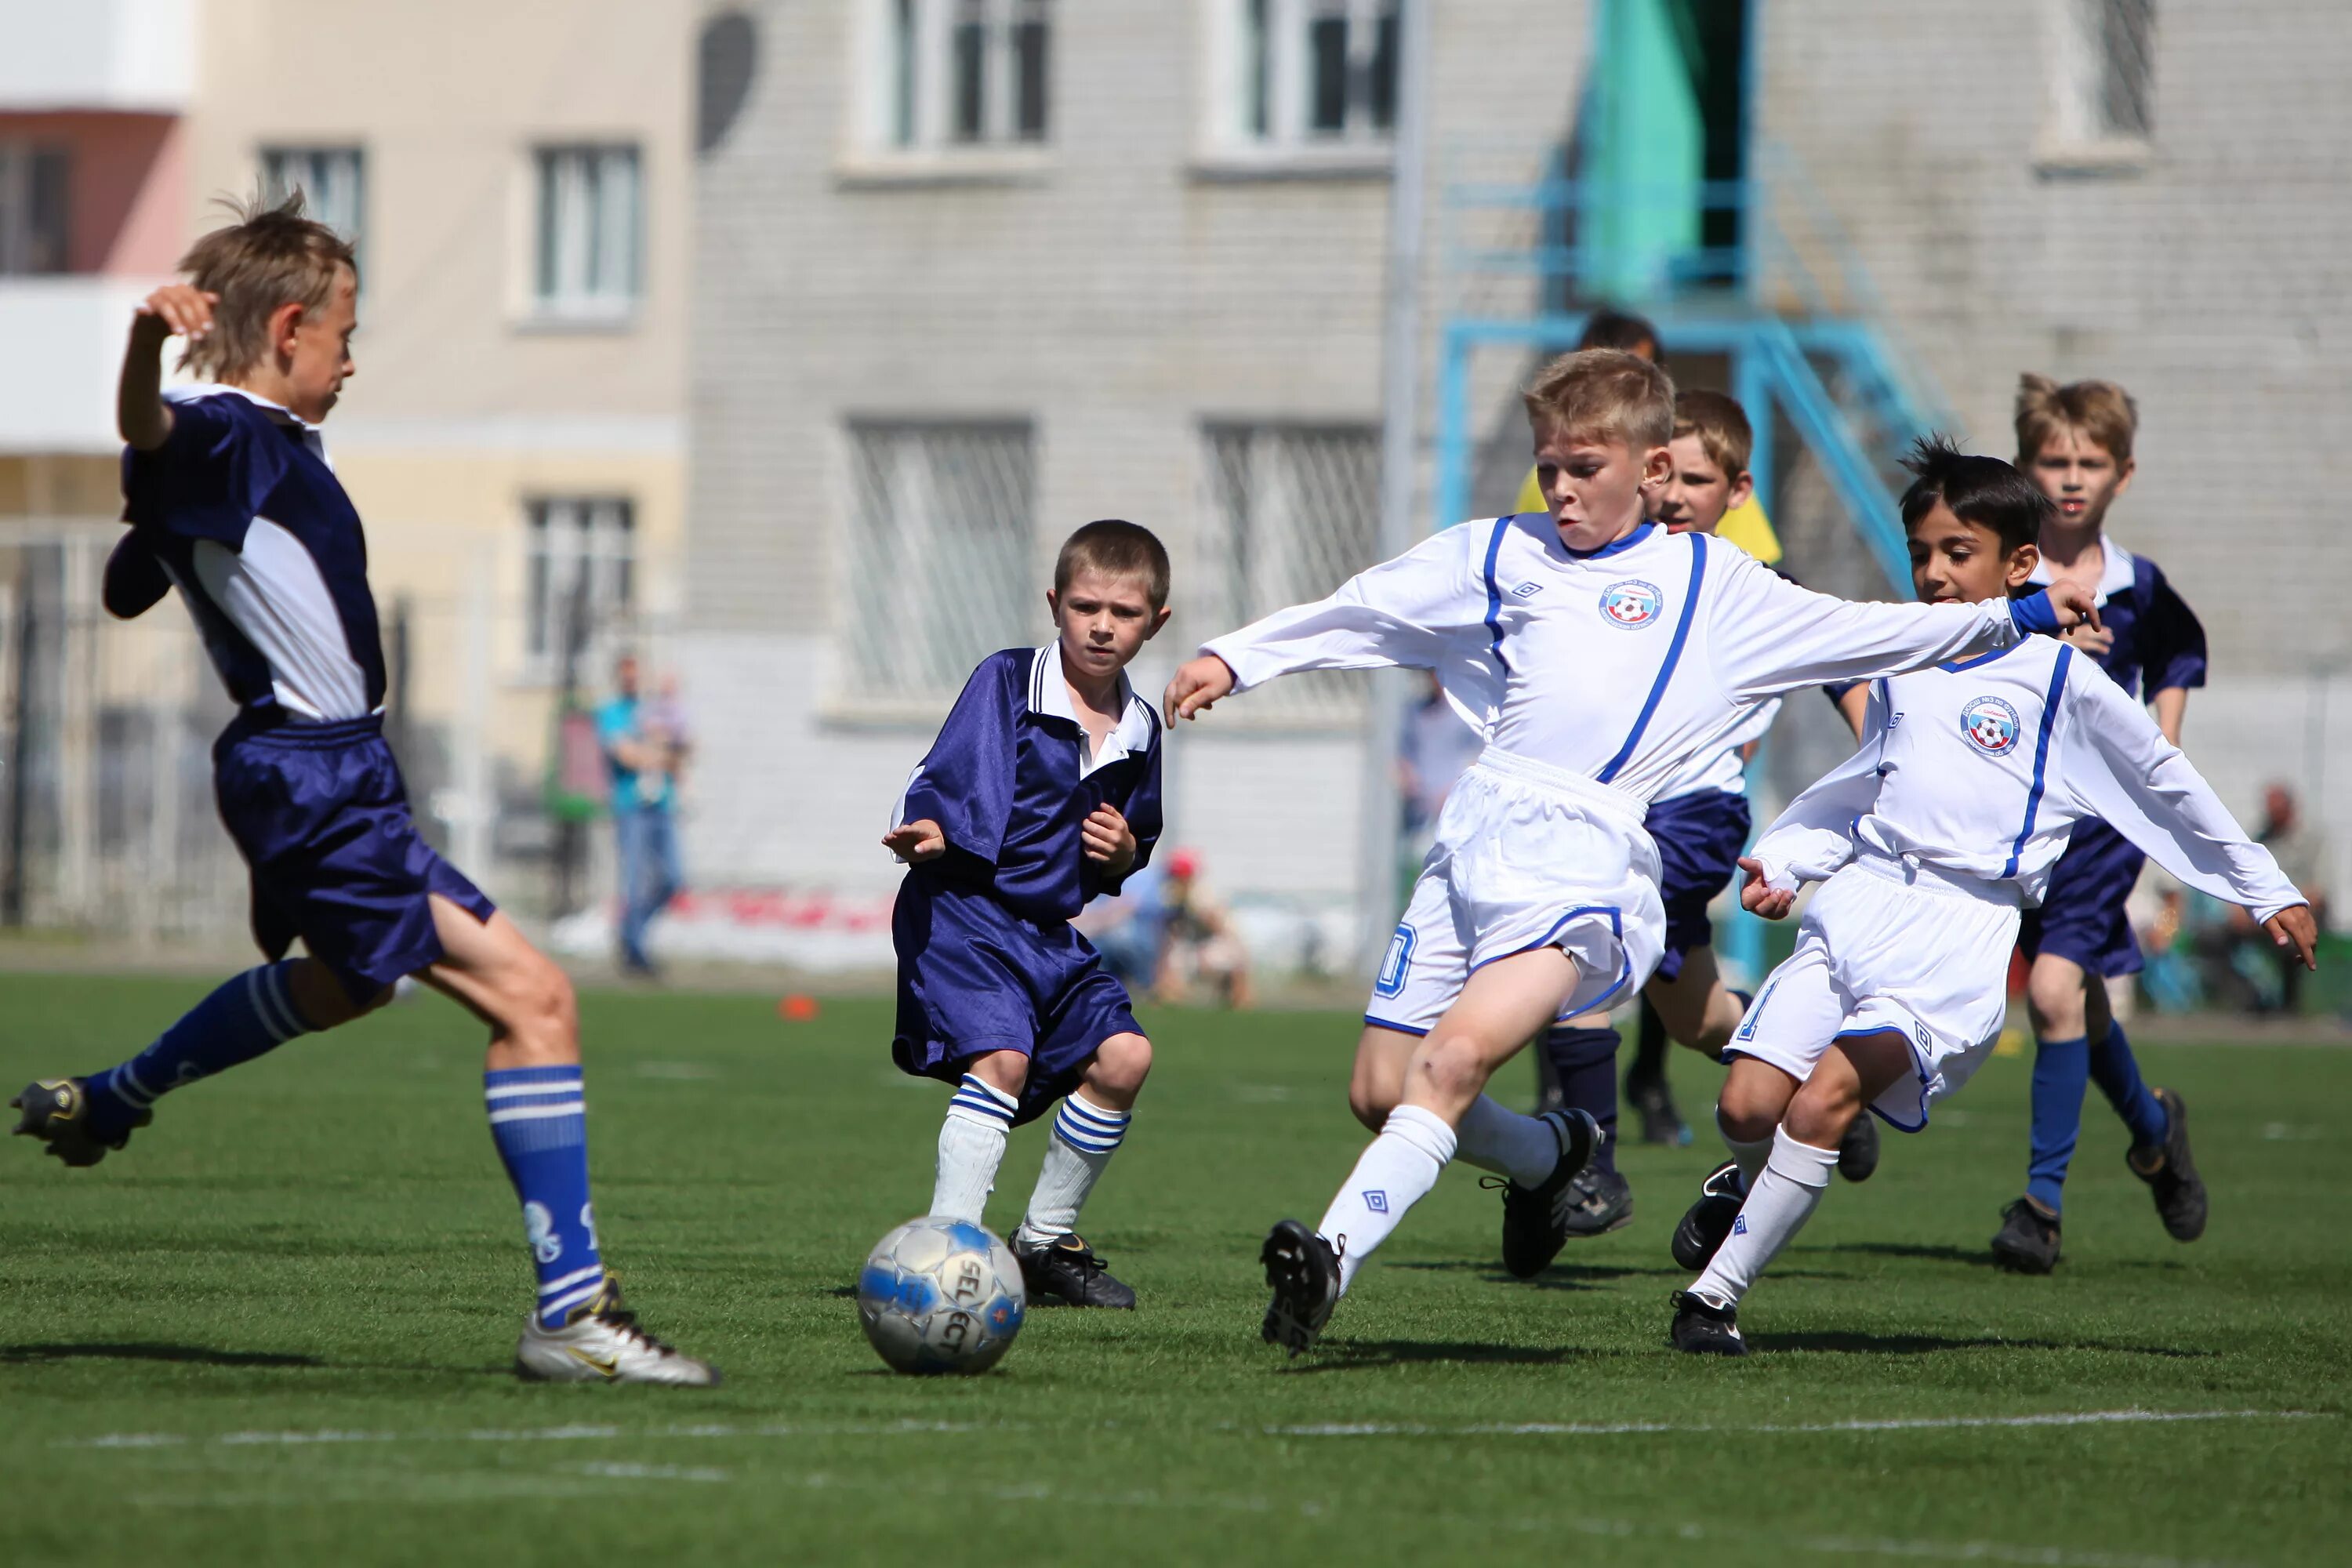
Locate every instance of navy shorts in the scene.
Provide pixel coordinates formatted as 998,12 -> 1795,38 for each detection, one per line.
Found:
891,877 -> 1141,1127
2019,818 -> 2144,978
1644,788 -> 1751,982
212,712 -> 495,1004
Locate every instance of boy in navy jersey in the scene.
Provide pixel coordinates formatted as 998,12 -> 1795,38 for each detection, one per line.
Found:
9,195 -> 713,1384
1664,441 -> 2312,1354
886,521 -> 1167,1308
1993,376 -> 2209,1273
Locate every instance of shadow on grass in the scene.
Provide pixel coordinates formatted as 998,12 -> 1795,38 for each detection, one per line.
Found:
0,1341 -> 323,1369
1389,1259 -> 1846,1291
1276,1338 -> 1613,1374
1827,1242 -> 1999,1269
1751,1330 -> 2215,1358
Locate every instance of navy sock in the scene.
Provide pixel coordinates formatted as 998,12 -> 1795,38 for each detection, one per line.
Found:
85,961 -> 318,1140
1629,998 -> 1669,1081
2089,1023 -> 2168,1148
2025,1033 -> 2091,1214
485,1066 -> 605,1327
1541,1024 -> 1622,1174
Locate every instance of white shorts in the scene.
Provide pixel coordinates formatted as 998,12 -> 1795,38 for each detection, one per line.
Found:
1365,750 -> 1666,1036
1728,852 -> 2021,1131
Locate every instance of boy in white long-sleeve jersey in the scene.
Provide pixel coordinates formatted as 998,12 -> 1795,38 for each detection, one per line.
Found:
1665,439 -> 2315,1356
1163,353 -> 2101,1354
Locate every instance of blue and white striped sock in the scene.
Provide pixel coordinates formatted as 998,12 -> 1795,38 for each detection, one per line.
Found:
933,1073 -> 1018,1222
485,1066 -> 604,1327
85,961 -> 318,1140
1014,1094 -> 1132,1248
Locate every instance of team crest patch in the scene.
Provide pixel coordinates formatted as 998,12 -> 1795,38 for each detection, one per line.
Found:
1960,695 -> 2023,757
1598,579 -> 1663,630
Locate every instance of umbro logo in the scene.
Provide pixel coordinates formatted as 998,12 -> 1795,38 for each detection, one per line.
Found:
1731,1215 -> 1748,1236
1510,581 -> 1543,599
1363,1190 -> 1389,1214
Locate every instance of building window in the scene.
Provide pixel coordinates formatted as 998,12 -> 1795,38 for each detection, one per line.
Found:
260,146 -> 365,278
1201,423 -> 1381,718
526,498 -> 636,677
840,422 -> 1034,706
1218,0 -> 1398,153
533,145 -> 641,318
872,0 -> 1051,151
0,143 -> 71,275
2046,0 -> 2154,154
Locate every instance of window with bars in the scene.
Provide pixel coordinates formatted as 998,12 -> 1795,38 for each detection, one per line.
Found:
1201,423 -> 1381,718
526,498 -> 636,678
2046,0 -> 2154,153
260,146 -> 365,279
1218,0 -> 1399,152
0,143 -> 71,276
840,422 -> 1036,706
875,0 -> 1051,151
533,145 -> 642,318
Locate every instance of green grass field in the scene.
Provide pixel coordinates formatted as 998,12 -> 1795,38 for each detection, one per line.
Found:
2,974 -> 2346,1566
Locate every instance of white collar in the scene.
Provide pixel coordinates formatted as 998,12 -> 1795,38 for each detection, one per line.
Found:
2027,535 -> 2135,604
1028,643 -> 1155,778
167,381 -> 321,431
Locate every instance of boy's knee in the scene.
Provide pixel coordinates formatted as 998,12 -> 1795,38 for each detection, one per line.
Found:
1417,1029 -> 1494,1102
1091,1033 -> 1152,1096
1348,1080 -> 1397,1131
1715,1080 -> 1784,1144
1785,1080 -> 1859,1148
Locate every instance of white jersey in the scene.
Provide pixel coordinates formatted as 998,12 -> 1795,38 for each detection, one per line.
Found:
1203,517 -> 2041,805
1748,637 -> 2303,918
1653,695 -> 1777,799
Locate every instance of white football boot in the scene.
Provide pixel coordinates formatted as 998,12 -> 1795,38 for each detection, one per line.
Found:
514,1276 -> 720,1386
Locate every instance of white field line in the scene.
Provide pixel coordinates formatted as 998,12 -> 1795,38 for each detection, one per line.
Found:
1268,1408 -> 2328,1438
57,1418 -> 1016,1450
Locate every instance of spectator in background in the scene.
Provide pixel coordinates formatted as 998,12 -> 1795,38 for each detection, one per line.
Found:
1082,849 -> 1254,1008
597,654 -> 689,975
1399,673 -> 1483,861
2229,783 -> 2330,1014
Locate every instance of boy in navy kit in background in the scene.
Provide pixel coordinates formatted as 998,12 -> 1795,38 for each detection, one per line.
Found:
886,521 -> 1168,1309
9,195 -> 714,1383
1993,376 -> 2208,1274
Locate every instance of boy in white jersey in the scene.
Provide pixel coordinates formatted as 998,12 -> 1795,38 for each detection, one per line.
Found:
1664,439 -> 2315,1356
1164,352 -> 2100,1354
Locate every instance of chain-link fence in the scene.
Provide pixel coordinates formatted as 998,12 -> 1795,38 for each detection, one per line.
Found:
0,524 -> 681,949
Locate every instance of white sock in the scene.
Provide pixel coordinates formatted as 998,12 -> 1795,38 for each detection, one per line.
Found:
931,1074 -> 1017,1221
1315,1105 -> 1457,1295
1454,1094 -> 1561,1186
1013,1093 -> 1131,1247
1719,1107 -> 1775,1189
1690,1125 -> 1839,1308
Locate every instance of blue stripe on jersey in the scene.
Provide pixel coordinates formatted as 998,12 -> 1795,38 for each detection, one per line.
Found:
1482,516 -> 1513,677
1597,534 -> 1708,785
2003,644 -> 2074,879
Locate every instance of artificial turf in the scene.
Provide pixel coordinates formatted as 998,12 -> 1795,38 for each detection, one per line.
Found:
2,973 -> 2345,1566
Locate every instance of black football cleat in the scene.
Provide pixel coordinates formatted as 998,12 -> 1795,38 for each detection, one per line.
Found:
1990,1196 -> 2062,1274
1671,1160 -> 1748,1271
1838,1111 -> 1881,1182
1259,1219 -> 1342,1356
1558,1163 -> 1635,1239
1626,1065 -> 1693,1147
1016,1232 -> 1138,1308
1493,1109 -> 1603,1278
1668,1289 -> 1748,1356
2128,1087 -> 2206,1242
10,1079 -> 148,1168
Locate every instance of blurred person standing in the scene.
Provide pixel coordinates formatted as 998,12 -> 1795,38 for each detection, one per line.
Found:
2233,783 -> 2330,1014
598,653 -> 689,976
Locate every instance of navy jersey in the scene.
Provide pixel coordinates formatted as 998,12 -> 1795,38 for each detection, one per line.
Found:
2027,539 -> 2205,700
109,386 -> 384,720
895,644 -> 1164,924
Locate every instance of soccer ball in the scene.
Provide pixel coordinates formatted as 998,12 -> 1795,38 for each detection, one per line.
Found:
856,1217 -> 1026,1375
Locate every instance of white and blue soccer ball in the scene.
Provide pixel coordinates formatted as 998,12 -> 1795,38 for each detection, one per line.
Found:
856,1216 -> 1026,1375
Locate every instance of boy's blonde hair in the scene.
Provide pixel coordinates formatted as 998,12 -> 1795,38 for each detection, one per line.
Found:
1522,349 -> 1675,451
176,190 -> 358,381
1673,389 -> 1752,477
2013,373 -> 2137,464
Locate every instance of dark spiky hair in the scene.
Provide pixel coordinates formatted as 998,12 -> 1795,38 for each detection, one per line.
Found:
1898,434 -> 2053,555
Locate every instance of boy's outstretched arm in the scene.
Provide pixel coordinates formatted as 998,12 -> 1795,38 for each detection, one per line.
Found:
2061,661 -> 2317,969
118,285 -> 215,450
1715,553 -> 2099,700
